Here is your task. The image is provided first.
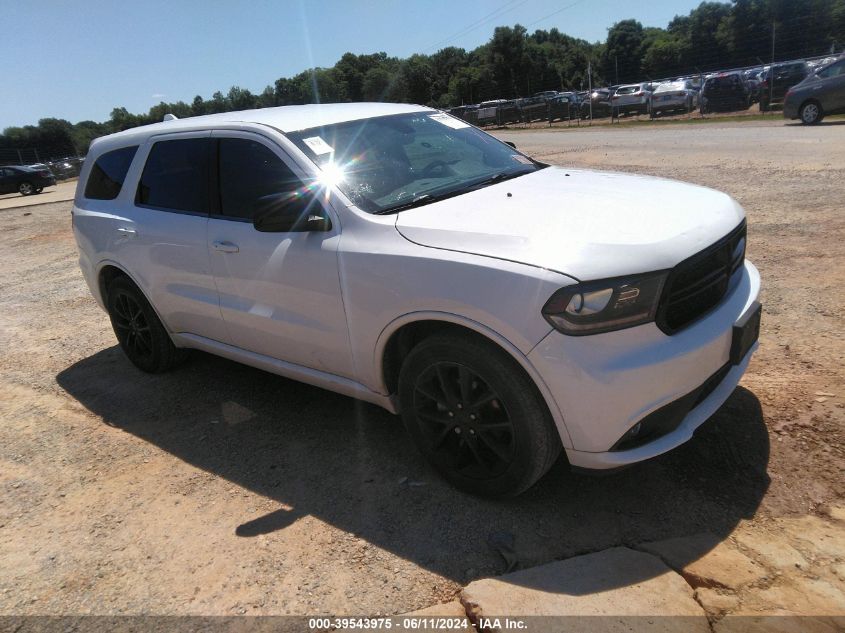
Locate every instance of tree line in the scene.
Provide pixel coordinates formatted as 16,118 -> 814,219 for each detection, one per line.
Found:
3,0 -> 843,159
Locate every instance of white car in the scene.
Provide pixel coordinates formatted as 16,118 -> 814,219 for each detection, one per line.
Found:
72,103 -> 761,496
611,83 -> 653,116
649,81 -> 698,117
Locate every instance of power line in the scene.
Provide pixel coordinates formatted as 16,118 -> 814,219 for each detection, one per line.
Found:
524,0 -> 588,29
422,0 -> 534,52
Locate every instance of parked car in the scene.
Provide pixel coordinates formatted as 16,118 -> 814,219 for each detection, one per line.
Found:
533,90 -> 559,100
49,157 -> 83,180
518,96 -> 549,122
742,68 -> 764,103
0,165 -> 56,195
649,81 -> 697,117
783,56 -> 845,124
759,61 -> 809,111
72,103 -> 761,496
548,93 -> 578,121
611,83 -> 652,116
495,99 -> 522,125
580,89 -> 613,119
700,72 -> 750,113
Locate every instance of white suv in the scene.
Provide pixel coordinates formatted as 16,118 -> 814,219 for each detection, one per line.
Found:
72,103 -> 761,496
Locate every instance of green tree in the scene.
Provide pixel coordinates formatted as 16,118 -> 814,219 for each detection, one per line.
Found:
603,20 -> 646,84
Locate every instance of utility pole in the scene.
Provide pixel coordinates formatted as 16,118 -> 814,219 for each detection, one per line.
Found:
769,21 -> 776,113
615,56 -> 619,85
588,60 -> 593,125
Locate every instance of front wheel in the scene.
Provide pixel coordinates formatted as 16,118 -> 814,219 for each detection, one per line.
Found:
398,333 -> 561,497
799,101 -> 823,125
106,276 -> 188,373
18,181 -> 34,196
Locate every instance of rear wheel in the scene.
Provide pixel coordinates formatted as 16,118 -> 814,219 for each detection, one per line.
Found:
398,333 -> 561,497
106,276 -> 188,373
18,181 -> 34,196
799,101 -> 823,125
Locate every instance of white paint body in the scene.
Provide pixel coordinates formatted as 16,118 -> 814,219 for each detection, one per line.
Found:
72,103 -> 760,470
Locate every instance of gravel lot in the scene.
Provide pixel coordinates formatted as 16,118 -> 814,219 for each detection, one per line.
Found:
1,118 -> 843,616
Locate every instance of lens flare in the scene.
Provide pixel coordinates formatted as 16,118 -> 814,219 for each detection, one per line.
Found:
318,161 -> 347,188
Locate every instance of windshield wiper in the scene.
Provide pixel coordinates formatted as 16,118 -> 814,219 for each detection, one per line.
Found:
373,194 -> 436,215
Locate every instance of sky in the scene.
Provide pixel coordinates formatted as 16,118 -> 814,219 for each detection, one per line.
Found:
2,0 -> 703,129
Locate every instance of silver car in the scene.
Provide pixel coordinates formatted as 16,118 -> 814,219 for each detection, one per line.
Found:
783,57 -> 845,124
649,81 -> 697,117
611,83 -> 652,116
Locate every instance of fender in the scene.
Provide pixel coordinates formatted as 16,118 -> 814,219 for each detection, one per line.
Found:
93,258 -> 180,340
372,310 -> 574,449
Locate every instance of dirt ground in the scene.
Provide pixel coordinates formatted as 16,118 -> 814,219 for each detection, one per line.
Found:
1,118 -> 843,617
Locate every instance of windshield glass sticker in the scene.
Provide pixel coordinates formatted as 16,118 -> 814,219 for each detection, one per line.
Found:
303,136 -> 334,155
429,113 -> 470,129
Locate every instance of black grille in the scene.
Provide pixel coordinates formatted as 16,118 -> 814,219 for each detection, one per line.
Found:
656,221 -> 746,334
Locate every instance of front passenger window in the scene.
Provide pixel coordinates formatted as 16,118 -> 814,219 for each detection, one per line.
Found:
218,138 -> 304,221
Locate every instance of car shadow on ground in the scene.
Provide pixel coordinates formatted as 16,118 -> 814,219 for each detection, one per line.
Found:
56,346 -> 770,595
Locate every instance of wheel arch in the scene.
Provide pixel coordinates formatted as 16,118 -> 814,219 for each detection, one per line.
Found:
95,261 -> 176,337
375,312 -> 573,448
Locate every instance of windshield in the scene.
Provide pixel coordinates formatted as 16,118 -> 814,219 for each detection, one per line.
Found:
655,82 -> 685,93
287,112 -> 544,214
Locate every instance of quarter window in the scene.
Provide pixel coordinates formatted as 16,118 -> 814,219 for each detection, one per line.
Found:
84,145 -> 138,200
217,138 -> 304,221
818,60 -> 845,79
137,138 -> 209,213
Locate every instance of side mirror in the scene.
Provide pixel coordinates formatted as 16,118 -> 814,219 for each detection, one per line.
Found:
252,191 -> 332,233
504,141 -> 517,149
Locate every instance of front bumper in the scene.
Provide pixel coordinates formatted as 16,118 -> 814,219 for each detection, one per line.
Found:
782,96 -> 800,120
528,260 -> 761,470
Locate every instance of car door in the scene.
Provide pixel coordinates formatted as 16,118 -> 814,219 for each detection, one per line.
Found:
206,131 -> 353,378
817,60 -> 845,112
0,168 -> 10,193
119,132 -> 230,343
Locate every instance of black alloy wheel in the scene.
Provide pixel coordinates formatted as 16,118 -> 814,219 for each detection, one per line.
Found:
398,333 -> 561,497
106,276 -> 188,373
412,361 -> 515,480
111,290 -> 154,364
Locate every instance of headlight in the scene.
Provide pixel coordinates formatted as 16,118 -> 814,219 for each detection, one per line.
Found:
542,272 -> 668,336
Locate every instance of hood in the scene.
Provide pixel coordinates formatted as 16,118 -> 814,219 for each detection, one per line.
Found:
394,166 -> 744,281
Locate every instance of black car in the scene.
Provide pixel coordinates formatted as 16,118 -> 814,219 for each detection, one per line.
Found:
759,61 -> 810,111
579,89 -> 613,119
548,93 -> 579,121
699,72 -> 750,113
0,165 -> 57,196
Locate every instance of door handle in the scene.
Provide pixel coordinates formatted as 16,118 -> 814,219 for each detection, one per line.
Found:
116,227 -> 137,238
212,240 -> 239,253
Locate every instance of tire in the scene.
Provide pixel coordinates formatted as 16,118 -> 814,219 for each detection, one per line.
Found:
106,276 -> 188,373
398,333 -> 561,497
799,101 -> 823,125
18,181 -> 34,196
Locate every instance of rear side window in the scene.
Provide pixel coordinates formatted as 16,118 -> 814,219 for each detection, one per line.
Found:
84,146 -> 138,200
137,138 -> 209,213
818,60 -> 845,79
217,138 -> 303,221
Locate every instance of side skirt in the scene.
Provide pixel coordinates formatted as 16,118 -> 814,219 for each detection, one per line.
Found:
172,333 -> 399,414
